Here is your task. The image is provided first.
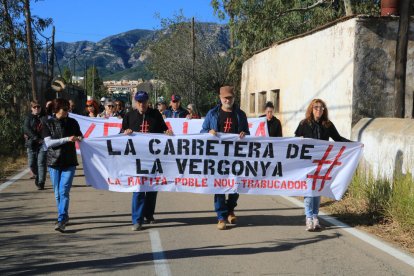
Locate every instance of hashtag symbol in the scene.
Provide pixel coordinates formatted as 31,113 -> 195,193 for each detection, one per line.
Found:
224,118 -> 232,132
140,120 -> 150,133
307,145 -> 346,191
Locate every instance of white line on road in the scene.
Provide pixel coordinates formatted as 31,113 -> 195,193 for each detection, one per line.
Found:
0,168 -> 30,192
149,229 -> 172,276
281,196 -> 414,268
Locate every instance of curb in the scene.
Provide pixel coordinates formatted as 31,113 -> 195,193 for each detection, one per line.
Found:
0,168 -> 30,192
281,195 -> 414,268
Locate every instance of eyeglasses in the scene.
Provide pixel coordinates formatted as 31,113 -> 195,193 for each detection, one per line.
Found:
32,106 -> 41,109
313,106 -> 325,111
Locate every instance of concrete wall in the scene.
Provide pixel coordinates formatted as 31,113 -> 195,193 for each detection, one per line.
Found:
352,118 -> 414,180
353,18 -> 414,123
241,18 -> 357,138
241,16 -> 414,139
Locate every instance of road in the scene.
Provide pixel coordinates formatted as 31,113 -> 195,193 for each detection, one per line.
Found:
1,164 -> 414,275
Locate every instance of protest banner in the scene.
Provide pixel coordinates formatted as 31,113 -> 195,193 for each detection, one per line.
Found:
69,113 -> 268,138
80,133 -> 363,200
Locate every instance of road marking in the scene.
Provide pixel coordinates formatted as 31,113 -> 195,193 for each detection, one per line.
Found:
0,168 -> 30,192
281,196 -> 414,268
149,229 -> 172,276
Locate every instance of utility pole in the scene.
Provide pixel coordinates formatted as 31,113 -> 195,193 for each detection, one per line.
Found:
191,17 -> 195,104
343,0 -> 354,16
24,0 -> 38,101
394,0 -> 411,118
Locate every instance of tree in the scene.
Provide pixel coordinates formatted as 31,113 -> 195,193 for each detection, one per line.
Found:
62,67 -> 72,83
147,14 -> 231,113
0,0 -> 51,158
86,66 -> 105,100
211,0 -> 380,88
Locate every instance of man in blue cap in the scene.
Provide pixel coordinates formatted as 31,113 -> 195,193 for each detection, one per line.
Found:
121,91 -> 173,231
163,94 -> 189,118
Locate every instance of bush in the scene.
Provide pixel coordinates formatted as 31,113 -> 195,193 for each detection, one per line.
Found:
388,173 -> 414,231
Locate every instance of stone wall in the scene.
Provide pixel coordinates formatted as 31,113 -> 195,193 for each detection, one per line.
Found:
353,18 -> 414,124
351,118 -> 414,180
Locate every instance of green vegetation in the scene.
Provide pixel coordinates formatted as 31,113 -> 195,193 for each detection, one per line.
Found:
330,170 -> 414,233
211,0 -> 381,88
0,0 -> 51,160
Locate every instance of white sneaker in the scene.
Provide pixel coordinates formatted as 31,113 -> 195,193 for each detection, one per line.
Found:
305,217 -> 313,231
313,217 -> 321,230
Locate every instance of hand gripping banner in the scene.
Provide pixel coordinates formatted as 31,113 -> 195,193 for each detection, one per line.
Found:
80,133 -> 363,200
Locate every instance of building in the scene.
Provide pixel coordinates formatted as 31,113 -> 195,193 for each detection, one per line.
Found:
240,16 -> 414,138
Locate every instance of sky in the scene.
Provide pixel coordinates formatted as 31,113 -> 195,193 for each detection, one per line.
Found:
31,0 -> 226,43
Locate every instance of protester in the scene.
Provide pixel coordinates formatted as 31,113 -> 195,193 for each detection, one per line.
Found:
163,94 -> 189,118
295,98 -> 350,231
186,103 -> 201,119
45,100 -> 54,118
85,99 -> 99,117
260,101 -> 282,137
98,99 -> 118,118
42,98 -> 83,232
114,100 -> 126,118
68,99 -> 77,114
23,100 -> 48,190
121,91 -> 173,231
156,97 -> 167,117
201,86 -> 250,230
99,97 -> 106,113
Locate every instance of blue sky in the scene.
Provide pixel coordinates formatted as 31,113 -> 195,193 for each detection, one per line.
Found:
32,0 -> 225,43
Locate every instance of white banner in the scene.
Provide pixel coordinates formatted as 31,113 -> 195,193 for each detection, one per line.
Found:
69,113 -> 268,138
80,133 -> 363,200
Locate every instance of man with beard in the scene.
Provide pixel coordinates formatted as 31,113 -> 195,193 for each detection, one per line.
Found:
201,86 -> 250,230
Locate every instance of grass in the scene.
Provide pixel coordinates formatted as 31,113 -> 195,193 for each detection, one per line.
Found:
321,170 -> 414,254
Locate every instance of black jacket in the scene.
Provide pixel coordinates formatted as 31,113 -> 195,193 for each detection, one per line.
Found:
294,119 -> 350,142
122,108 -> 168,133
42,117 -> 82,168
260,115 -> 282,137
23,113 -> 48,149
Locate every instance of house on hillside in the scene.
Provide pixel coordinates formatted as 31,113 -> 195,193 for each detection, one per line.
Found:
240,16 -> 414,138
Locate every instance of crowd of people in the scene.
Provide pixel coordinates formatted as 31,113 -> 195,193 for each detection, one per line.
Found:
23,87 -> 350,233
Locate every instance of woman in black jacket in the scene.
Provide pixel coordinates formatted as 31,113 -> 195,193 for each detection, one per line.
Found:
295,99 -> 350,231
42,99 -> 83,232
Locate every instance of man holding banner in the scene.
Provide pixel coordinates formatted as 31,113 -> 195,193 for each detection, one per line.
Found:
122,91 -> 172,231
201,86 -> 250,230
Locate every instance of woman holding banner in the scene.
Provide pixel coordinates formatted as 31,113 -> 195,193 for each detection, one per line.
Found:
85,99 -> 99,117
42,98 -> 83,232
295,99 -> 350,231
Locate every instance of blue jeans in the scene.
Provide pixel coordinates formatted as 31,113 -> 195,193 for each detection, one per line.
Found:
48,166 -> 76,222
214,193 -> 239,220
27,148 -> 47,188
131,192 -> 158,224
304,196 -> 321,218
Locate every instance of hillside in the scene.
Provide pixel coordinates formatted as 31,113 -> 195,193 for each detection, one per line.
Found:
51,23 -> 229,80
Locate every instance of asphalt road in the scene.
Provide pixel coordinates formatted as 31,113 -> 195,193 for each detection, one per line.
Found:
1,164 -> 414,276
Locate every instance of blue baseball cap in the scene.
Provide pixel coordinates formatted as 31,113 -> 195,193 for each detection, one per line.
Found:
134,91 -> 149,102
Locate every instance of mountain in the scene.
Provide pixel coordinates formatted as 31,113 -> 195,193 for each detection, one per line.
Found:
51,23 -> 230,81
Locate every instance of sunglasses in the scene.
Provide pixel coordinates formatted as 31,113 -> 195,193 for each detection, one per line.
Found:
172,100 -> 179,103
61,107 -> 69,112
107,105 -> 114,108
32,106 -> 41,109
86,105 -> 94,107
313,106 -> 325,111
